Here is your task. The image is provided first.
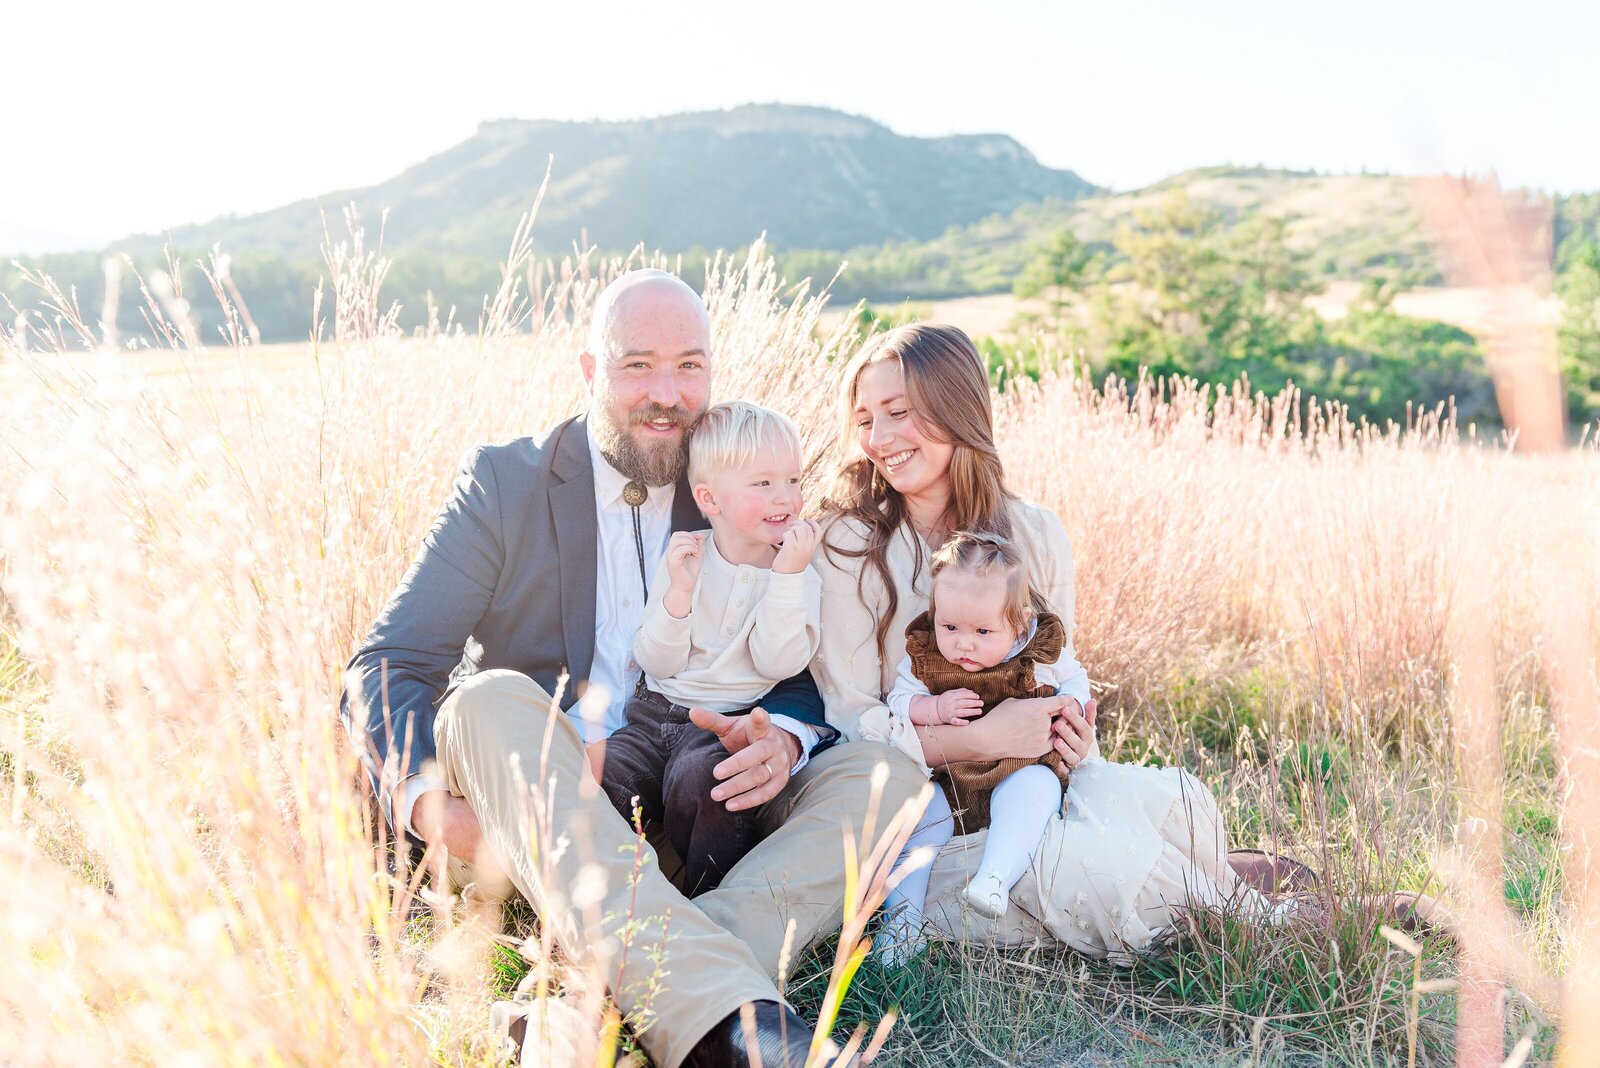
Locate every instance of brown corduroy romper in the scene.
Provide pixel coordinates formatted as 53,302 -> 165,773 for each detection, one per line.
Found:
904,609 -> 1071,832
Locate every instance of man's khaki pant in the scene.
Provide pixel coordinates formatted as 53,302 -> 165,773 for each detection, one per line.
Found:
433,669 -> 924,1068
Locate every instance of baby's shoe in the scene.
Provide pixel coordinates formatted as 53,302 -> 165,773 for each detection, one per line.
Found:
962,872 -> 1009,920
872,905 -> 929,968
872,926 -> 928,969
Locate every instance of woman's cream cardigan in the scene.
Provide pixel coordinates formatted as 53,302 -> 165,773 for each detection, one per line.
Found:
810,500 -> 1084,774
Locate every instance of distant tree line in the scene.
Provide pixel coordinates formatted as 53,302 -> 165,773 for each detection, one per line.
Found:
2,243 -> 814,349
1,241 -> 1015,347
987,194 -> 1498,427
3,249 -> 559,348
984,193 -> 1600,430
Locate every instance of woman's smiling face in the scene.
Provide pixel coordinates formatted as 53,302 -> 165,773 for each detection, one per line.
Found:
853,359 -> 955,501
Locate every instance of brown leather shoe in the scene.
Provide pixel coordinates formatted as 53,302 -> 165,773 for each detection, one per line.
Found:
1372,891 -> 1452,935
1227,849 -> 1323,895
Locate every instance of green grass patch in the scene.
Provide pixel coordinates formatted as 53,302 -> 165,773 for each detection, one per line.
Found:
788,936 -> 1234,1066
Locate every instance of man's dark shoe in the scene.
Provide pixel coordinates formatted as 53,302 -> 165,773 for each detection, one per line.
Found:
685,999 -> 849,1068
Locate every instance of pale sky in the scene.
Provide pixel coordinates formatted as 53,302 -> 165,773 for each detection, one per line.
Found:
6,0 -> 1595,252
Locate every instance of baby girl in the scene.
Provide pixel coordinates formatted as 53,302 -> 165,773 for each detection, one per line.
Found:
878,530 -> 1090,960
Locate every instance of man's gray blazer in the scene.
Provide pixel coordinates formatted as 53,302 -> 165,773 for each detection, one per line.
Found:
340,414 -> 834,828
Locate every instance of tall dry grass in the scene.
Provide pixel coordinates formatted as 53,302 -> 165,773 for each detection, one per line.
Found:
1,199 -> 1597,1064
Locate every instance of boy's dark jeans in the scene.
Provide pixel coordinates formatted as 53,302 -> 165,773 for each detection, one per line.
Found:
599,689 -> 760,897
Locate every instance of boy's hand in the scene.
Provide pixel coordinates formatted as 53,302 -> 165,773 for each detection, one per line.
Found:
662,532 -> 702,619
936,687 -> 984,724
772,519 -> 821,574
668,530 -> 707,588
666,531 -> 704,591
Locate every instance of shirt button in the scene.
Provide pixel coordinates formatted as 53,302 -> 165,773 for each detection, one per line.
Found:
741,574 -> 751,584
735,598 -> 745,607
623,598 -> 631,608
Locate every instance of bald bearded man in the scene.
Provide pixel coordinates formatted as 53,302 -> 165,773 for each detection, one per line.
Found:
342,270 -> 925,1068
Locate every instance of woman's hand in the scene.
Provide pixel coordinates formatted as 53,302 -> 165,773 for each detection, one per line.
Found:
1052,698 -> 1099,768
968,695 -> 1063,760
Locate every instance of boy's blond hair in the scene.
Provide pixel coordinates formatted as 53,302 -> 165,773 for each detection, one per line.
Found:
927,531 -> 1045,635
688,401 -> 802,485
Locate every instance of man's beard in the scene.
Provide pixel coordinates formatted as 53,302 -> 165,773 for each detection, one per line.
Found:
592,401 -> 693,487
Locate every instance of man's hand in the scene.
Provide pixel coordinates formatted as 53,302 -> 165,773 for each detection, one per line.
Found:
663,531 -> 704,619
585,739 -> 606,781
408,789 -> 511,898
1051,697 -> 1099,768
688,705 -> 801,812
772,520 -> 821,575
410,788 -> 486,860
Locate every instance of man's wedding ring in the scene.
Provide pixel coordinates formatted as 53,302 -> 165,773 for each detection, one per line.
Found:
762,761 -> 774,780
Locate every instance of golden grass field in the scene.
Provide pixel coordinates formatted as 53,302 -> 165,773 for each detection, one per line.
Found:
1,226 -> 1598,1066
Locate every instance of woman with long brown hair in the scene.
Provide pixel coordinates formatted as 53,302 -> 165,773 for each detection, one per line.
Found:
812,323 -> 1281,962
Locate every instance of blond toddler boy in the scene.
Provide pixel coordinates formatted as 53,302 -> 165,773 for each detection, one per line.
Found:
596,401 -> 823,895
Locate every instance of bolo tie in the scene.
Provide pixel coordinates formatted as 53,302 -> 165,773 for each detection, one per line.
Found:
622,479 -> 650,603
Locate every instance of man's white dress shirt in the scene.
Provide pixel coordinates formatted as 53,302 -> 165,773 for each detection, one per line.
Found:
399,424 -> 817,835
580,429 -> 678,741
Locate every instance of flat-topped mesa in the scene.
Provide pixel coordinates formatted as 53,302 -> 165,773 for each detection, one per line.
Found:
935,133 -> 1036,164
476,104 -> 888,142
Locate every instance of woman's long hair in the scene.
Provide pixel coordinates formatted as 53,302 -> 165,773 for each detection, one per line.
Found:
822,322 -> 1018,663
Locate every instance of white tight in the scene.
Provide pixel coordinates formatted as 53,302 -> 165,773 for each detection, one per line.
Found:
880,787 -> 954,939
879,764 -> 1064,941
972,764 -> 1062,891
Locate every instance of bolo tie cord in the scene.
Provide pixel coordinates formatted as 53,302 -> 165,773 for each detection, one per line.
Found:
631,505 -> 648,602
624,480 -> 649,603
